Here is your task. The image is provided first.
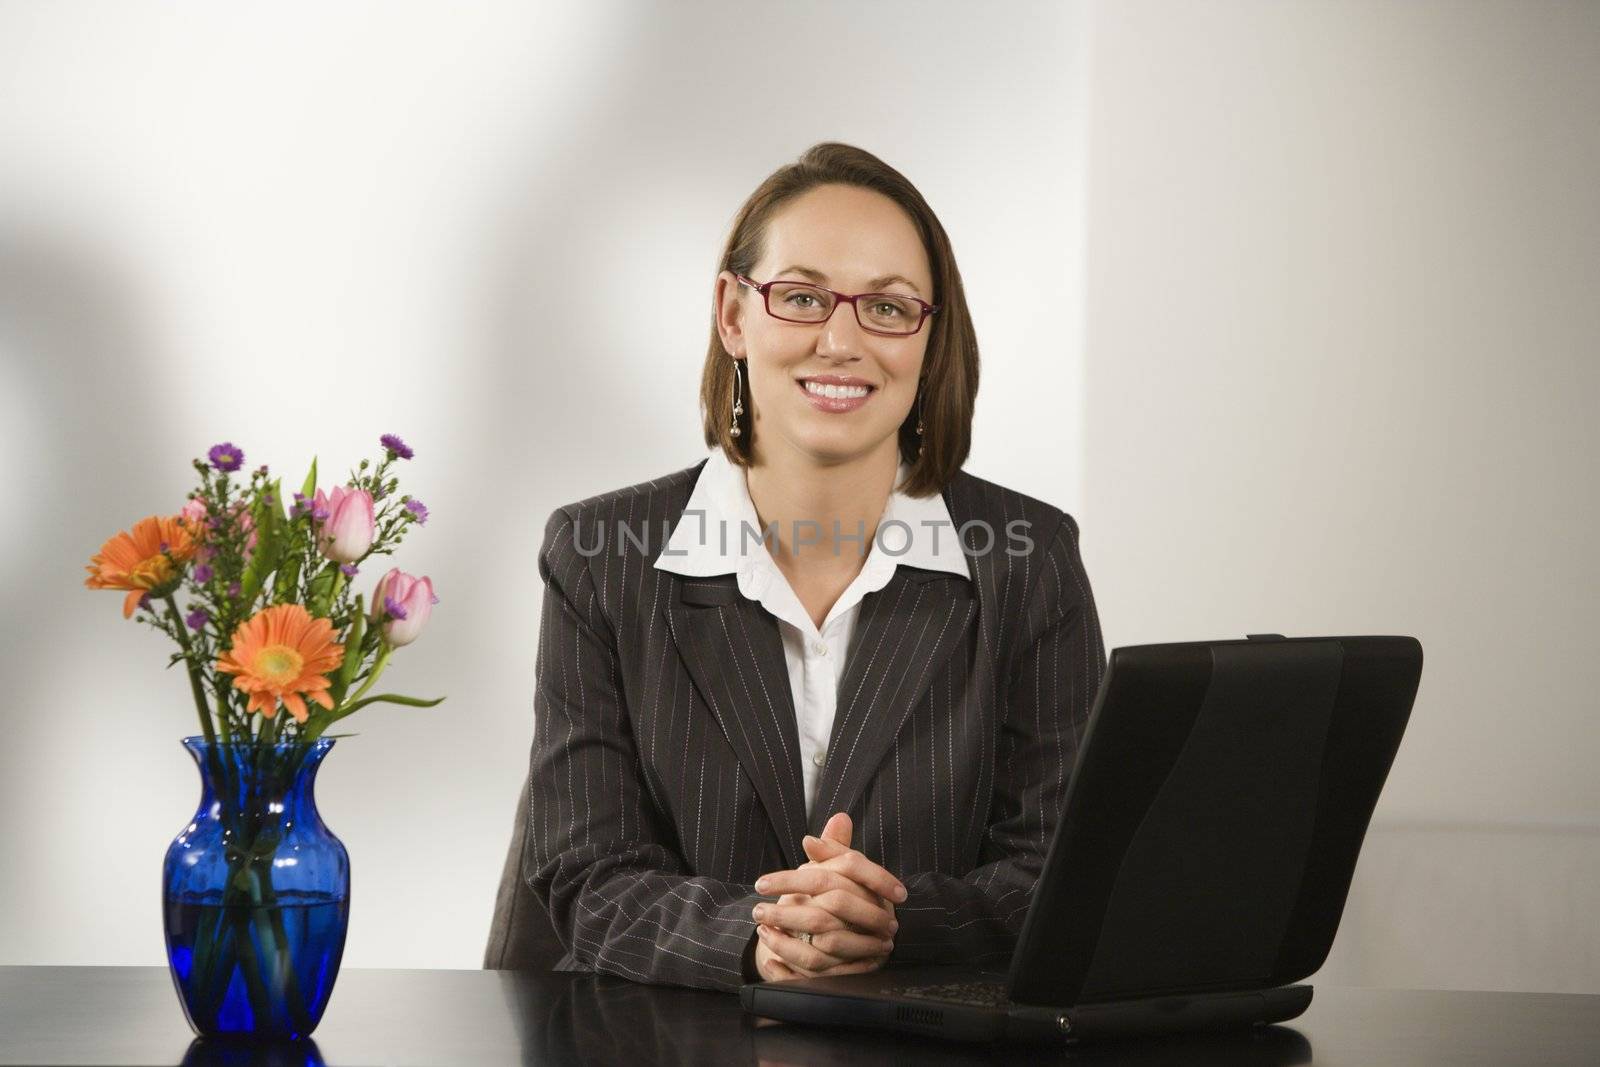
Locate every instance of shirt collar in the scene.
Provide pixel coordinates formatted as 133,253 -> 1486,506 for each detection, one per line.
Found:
654,447 -> 971,585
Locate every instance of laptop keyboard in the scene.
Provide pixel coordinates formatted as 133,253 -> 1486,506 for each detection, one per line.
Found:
898,979 -> 1011,1007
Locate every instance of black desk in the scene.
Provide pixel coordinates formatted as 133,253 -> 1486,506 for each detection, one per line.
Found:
2,966 -> 1595,1065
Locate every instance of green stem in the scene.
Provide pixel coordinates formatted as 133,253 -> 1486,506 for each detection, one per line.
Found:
229,902 -> 280,1028
303,641 -> 391,743
345,643 -> 392,709
188,897 -> 236,1029
165,595 -> 215,746
213,682 -> 233,744
248,865 -> 312,1033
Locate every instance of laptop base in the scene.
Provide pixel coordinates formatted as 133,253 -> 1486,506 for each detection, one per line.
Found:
740,965 -> 1314,1045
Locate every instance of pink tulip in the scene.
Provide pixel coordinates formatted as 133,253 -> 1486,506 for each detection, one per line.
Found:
314,486 -> 375,564
371,567 -> 437,647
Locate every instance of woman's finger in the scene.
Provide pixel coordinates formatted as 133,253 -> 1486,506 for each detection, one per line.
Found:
790,865 -> 879,912
778,891 -> 812,908
804,956 -> 885,979
758,922 -> 848,973
813,925 -> 894,962
753,903 -> 893,960
755,866 -> 866,900
811,888 -> 899,938
755,891 -> 894,939
758,949 -> 801,982
801,839 -> 907,903
801,832 -> 850,862
775,948 -> 891,981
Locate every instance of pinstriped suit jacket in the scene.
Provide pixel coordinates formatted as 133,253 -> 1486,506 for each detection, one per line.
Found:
483,456 -> 1107,992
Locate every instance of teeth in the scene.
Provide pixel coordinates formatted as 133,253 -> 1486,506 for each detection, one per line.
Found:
804,381 -> 870,399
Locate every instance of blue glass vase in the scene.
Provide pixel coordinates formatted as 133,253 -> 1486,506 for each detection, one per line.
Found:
163,736 -> 350,1039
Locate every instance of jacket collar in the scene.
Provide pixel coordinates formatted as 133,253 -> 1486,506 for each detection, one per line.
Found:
653,446 -> 971,585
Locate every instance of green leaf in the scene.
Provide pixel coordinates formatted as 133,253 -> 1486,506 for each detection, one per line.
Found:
268,477 -> 287,528
272,552 -> 303,603
300,457 -> 318,503
312,692 -> 445,738
238,483 -> 286,608
307,561 -> 341,618
347,692 -> 445,710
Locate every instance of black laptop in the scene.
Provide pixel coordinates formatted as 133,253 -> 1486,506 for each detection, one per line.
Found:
740,633 -> 1422,1045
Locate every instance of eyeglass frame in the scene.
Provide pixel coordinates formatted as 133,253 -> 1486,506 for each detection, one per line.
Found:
734,273 -> 940,337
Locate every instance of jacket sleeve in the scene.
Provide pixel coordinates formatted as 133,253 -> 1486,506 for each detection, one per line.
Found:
524,506 -> 765,992
888,512 -> 1108,966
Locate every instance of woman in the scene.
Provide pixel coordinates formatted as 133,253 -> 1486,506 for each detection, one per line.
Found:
484,142 -> 1106,992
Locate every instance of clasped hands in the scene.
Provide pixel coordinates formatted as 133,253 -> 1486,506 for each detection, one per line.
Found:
750,811 -> 907,982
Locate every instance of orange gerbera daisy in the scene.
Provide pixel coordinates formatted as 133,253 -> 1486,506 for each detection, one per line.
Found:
84,515 -> 199,618
216,604 -> 345,723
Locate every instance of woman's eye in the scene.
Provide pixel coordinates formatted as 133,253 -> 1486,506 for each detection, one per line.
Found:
872,301 -> 904,317
785,293 -> 818,308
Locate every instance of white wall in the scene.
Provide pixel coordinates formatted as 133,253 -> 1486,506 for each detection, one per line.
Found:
0,1 -> 1090,970
1084,0 -> 1600,993
4,0 -> 1593,995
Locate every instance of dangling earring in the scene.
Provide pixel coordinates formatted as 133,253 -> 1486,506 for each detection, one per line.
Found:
915,388 -> 924,436
730,359 -> 745,437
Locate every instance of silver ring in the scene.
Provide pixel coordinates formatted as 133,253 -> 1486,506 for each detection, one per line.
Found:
797,931 -> 813,945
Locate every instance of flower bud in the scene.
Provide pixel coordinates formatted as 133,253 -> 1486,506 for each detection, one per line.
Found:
314,486 -> 375,564
371,567 -> 437,647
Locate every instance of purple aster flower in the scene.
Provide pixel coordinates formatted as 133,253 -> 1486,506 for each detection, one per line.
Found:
138,592 -> 153,611
340,563 -> 359,577
227,582 -> 241,598
380,434 -> 414,460
207,442 -> 244,472
185,609 -> 209,631
404,498 -> 429,525
383,595 -> 409,620
193,563 -> 214,584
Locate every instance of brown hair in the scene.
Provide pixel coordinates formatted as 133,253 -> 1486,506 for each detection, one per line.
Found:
699,142 -> 980,498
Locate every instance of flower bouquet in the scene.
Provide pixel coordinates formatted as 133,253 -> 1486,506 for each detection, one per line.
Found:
84,434 -> 443,1039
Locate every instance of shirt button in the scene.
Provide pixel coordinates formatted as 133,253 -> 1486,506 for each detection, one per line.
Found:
812,751 -> 826,768
812,641 -> 828,656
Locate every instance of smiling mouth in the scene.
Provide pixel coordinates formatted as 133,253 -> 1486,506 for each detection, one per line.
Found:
797,380 -> 875,399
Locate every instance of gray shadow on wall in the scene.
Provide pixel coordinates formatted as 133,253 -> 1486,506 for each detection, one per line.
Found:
0,220 -> 171,809
462,4 -> 776,972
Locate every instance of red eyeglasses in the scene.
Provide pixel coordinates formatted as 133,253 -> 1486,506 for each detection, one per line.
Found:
736,274 -> 939,337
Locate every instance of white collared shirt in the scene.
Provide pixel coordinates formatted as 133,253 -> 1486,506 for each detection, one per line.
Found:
654,448 -> 971,821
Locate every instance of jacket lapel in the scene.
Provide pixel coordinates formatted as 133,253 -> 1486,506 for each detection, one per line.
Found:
664,574 -> 810,870
660,556 -> 977,867
808,566 -> 977,838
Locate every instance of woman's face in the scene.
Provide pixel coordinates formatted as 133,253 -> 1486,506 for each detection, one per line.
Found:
717,183 -> 934,469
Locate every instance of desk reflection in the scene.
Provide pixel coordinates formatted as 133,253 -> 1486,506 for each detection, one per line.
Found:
180,1036 -> 324,1066
498,970 -> 1313,1066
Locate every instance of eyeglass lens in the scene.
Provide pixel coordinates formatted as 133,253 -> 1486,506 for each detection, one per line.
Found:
766,282 -> 922,334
